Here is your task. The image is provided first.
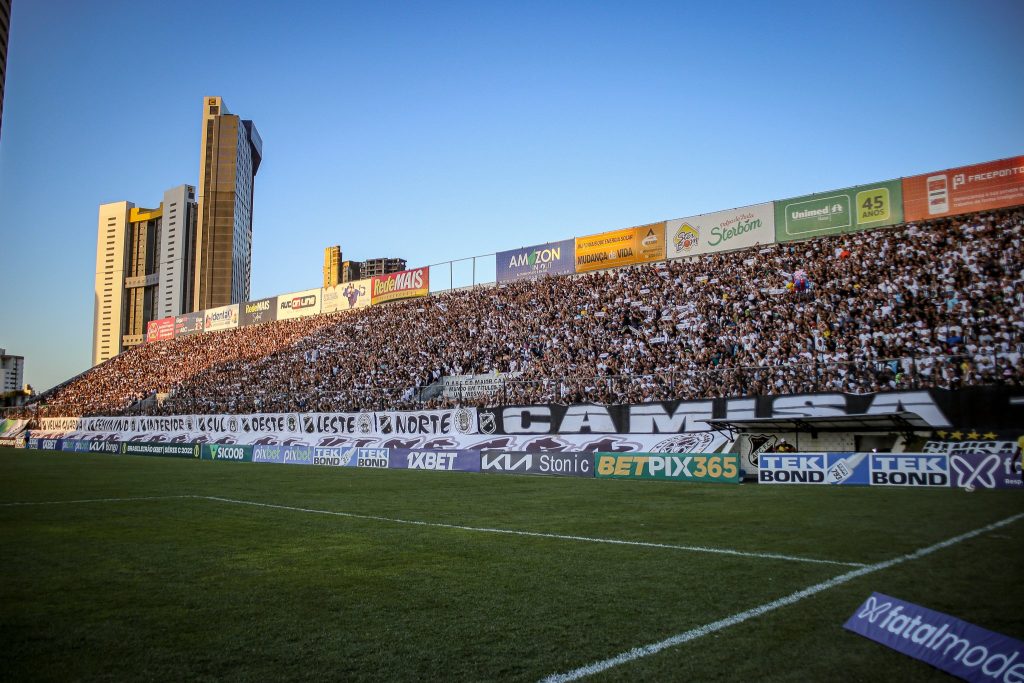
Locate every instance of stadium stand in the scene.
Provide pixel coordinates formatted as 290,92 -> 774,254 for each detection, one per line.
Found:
24,208 -> 1024,417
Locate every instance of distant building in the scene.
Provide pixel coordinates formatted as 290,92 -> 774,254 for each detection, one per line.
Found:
193,96 -> 262,311
92,185 -> 197,366
323,245 -> 341,288
0,348 -> 23,392
360,257 -> 407,279
340,260 -> 361,283
0,0 -> 11,141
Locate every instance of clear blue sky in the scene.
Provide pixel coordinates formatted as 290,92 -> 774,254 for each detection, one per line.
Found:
1,0 -> 1022,392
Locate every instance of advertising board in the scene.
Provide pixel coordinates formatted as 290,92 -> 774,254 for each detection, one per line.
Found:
774,179 -> 903,242
240,298 -> 277,327
322,279 -> 372,313
496,239 -> 576,282
146,316 -> 175,343
844,592 -> 1024,682
574,222 -> 666,273
594,453 -> 740,483
666,203 -> 776,259
758,452 -> 871,485
201,443 -> 253,462
758,452 -> 952,487
311,446 -> 390,468
276,288 -> 322,320
480,451 -> 593,477
251,444 -> 313,465
903,156 -> 1024,222
204,304 -> 239,332
371,267 -> 429,305
390,449 -> 481,472
948,453 -> 1022,489
120,441 -> 200,459
174,311 -> 204,336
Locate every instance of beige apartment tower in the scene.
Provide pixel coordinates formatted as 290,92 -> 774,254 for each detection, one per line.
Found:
193,96 -> 262,311
323,245 -> 341,288
92,186 -> 197,366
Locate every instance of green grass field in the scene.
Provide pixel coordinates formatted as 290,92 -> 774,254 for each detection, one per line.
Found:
1,446 -> 1022,682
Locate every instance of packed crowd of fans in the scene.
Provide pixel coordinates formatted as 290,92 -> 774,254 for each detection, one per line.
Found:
24,208 -> 1024,417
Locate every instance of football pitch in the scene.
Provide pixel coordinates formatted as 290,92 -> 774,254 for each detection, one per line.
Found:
1,447 -> 1022,681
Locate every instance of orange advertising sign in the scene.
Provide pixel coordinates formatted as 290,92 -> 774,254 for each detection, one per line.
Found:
371,267 -> 429,305
903,156 -> 1024,222
574,222 -> 666,273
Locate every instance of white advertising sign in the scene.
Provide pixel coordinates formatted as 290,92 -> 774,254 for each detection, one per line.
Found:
277,288 -> 322,320
666,202 -> 776,258
322,279 -> 371,313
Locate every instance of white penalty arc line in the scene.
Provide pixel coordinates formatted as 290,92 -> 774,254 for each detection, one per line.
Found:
197,495 -> 865,568
539,511 -> 1024,683
0,495 -> 193,507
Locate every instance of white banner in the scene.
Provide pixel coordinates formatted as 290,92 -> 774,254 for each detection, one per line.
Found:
322,279 -> 371,313
276,288 -> 322,320
49,430 -> 731,454
204,304 -> 239,332
441,373 -> 523,400
667,202 -> 776,258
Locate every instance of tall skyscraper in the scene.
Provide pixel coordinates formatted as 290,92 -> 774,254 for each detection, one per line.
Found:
92,185 -> 197,366
323,246 -> 341,288
0,0 -> 11,141
193,96 -> 262,311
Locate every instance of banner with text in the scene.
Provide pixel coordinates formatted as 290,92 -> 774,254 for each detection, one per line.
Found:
480,451 -> 593,477
844,592 -> 1024,682
903,156 -> 1024,222
174,311 -> 205,336
594,453 -> 740,482
277,288 -> 322,320
371,267 -> 429,305
390,449 -> 481,472
758,452 -> 952,487
204,304 -> 239,332
240,298 -> 277,327
667,203 -> 776,258
774,179 -> 903,242
146,316 -> 175,343
322,279 -> 372,313
441,372 -> 523,401
575,222 -> 666,273
496,239 -> 576,282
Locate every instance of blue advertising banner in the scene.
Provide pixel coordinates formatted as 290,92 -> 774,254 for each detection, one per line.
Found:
86,440 -> 122,455
36,438 -> 62,451
496,239 -> 575,283
255,444 -> 313,465
389,449 -> 481,472
870,454 -> 949,487
949,453 -> 1023,489
759,452 -> 871,485
311,446 -> 390,468
844,592 -> 1024,682
61,439 -> 92,453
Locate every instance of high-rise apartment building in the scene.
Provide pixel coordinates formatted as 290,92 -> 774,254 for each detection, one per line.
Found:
193,96 -> 262,311
1,0 -> 11,141
323,245 -> 341,288
361,257 -> 407,278
0,348 -> 23,392
92,185 -> 197,366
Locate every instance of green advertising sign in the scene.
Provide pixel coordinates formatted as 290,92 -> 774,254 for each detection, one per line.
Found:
594,453 -> 741,483
774,178 -> 903,242
201,443 -> 253,462
120,441 -> 200,459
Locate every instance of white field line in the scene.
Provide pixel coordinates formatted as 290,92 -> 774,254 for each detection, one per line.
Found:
197,495 -> 866,567
0,495 -> 193,507
539,511 -> 1024,683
